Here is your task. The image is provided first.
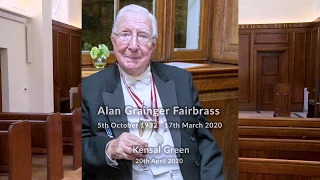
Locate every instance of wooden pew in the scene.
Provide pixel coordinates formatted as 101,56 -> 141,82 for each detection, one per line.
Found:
239,138 -> 320,161
0,113 -> 63,180
238,117 -> 320,128
239,126 -> 320,140
61,107 -> 82,170
239,157 -> 320,180
0,120 -> 32,180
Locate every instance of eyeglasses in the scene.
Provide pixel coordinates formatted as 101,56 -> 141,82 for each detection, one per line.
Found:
113,32 -> 153,45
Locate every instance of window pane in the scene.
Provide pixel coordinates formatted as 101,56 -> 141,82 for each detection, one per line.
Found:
174,0 -> 200,50
82,0 -> 114,51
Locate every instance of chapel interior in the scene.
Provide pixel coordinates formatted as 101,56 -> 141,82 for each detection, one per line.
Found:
0,0 -> 319,179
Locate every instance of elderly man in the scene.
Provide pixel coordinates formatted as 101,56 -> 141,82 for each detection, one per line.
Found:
82,4 -> 224,180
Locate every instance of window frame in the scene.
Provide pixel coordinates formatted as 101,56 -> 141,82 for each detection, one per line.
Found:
169,0 -> 211,61
81,0 -> 212,66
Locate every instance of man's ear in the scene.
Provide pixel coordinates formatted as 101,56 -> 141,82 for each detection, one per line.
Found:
151,41 -> 156,52
110,33 -> 115,46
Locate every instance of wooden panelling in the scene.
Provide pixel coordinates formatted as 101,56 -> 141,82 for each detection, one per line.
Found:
308,29 -> 318,96
239,33 -> 251,104
52,20 -> 82,112
306,21 -> 320,99
70,34 -> 81,87
291,32 -> 307,106
191,64 -> 238,180
238,22 -> 316,111
255,33 -> 288,44
211,0 -> 238,64
201,97 -> 238,180
317,28 -> 320,85
194,76 -> 238,92
57,31 -> 70,97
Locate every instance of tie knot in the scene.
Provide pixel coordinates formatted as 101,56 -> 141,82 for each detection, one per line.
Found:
125,72 -> 151,86
117,65 -> 152,86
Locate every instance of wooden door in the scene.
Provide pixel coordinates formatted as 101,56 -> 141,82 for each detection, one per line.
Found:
257,52 -> 285,111
0,51 -> 2,112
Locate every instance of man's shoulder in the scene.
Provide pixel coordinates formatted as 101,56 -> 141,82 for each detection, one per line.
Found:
82,65 -> 113,92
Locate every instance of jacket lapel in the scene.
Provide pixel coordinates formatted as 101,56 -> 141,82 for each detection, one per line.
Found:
101,64 -> 129,138
151,63 -> 182,158
101,62 -> 182,172
101,64 -> 132,175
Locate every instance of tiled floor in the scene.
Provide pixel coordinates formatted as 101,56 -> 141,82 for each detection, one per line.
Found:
238,111 -> 307,118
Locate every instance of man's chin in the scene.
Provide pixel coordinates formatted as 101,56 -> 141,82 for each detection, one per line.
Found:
122,65 -> 141,76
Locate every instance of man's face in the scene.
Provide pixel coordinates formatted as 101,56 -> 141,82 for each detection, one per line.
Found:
111,12 -> 155,76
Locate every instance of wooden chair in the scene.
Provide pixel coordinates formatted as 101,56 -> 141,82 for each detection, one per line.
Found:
307,80 -> 320,118
71,83 -> 82,111
274,83 -> 291,117
0,120 -> 32,180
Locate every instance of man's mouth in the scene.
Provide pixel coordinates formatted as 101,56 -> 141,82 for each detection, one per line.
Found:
125,56 -> 141,60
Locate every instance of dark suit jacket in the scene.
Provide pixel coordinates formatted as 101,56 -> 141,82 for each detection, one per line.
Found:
82,62 -> 224,180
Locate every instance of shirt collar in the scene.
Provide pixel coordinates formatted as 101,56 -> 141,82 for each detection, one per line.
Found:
117,64 -> 152,86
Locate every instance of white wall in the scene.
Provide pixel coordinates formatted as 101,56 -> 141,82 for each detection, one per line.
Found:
0,16 -> 28,112
68,0 -> 82,28
52,0 -> 69,25
28,0 -> 54,112
51,0 -> 82,28
314,0 -> 320,20
239,0 -> 319,24
0,0 -> 81,112
0,0 -> 53,112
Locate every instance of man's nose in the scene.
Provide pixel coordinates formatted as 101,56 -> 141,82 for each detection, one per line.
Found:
128,36 -> 139,51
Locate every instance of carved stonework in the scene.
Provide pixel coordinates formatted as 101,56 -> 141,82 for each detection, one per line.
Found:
51,0 -> 60,15
239,23 -> 311,30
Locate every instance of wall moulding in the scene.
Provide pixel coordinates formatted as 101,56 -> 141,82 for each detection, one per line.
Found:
239,17 -> 320,30
239,23 -> 312,30
0,6 -> 32,63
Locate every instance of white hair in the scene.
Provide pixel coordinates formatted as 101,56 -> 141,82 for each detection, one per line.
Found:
112,4 -> 158,44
